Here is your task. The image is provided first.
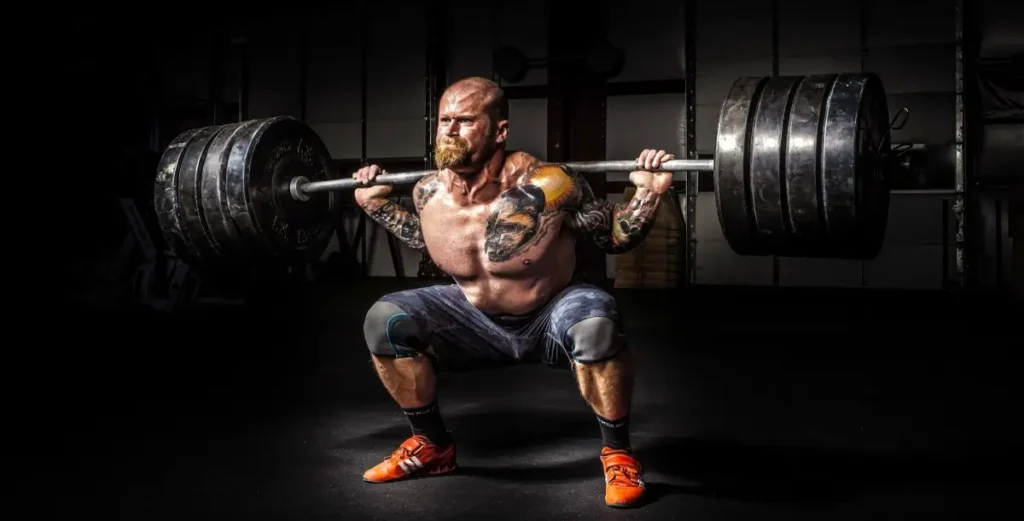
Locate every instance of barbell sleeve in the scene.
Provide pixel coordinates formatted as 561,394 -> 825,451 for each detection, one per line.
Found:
292,159 -> 715,199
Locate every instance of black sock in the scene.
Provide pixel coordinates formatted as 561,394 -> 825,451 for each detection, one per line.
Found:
402,400 -> 451,445
596,414 -> 630,451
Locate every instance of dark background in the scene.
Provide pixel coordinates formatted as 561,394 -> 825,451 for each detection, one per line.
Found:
26,1 -> 1024,519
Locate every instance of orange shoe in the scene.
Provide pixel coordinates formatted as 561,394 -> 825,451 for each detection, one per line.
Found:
362,434 -> 457,483
600,447 -> 645,508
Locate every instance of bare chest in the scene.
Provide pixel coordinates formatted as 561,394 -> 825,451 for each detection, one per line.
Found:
420,192 -> 571,278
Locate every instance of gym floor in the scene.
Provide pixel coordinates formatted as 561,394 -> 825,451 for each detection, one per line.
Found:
38,278 -> 1022,520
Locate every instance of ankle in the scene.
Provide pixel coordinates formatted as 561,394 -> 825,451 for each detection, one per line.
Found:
596,413 -> 631,451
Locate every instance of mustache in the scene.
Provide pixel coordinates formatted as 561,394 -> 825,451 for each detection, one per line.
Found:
437,136 -> 468,148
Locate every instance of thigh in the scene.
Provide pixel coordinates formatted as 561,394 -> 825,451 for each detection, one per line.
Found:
379,284 -> 518,371
541,284 -> 623,368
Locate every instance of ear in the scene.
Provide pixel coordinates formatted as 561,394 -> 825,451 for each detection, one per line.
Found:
495,119 -> 509,144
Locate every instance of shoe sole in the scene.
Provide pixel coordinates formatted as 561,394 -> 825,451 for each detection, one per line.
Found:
362,463 -> 458,483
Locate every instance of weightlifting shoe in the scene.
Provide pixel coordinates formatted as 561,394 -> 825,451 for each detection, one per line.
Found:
362,434 -> 456,483
600,447 -> 645,507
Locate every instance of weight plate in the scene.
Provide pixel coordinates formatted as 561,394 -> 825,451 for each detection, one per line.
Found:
853,73 -> 890,260
225,116 -> 337,261
715,76 -> 769,256
154,127 -> 203,263
784,74 -> 837,254
200,119 -> 261,258
749,75 -> 802,252
821,73 -> 891,259
177,124 -> 230,261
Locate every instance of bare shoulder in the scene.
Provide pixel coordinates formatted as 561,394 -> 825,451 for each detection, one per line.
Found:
413,172 -> 444,213
518,161 -> 583,212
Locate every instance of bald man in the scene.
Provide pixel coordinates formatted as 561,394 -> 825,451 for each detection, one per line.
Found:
352,77 -> 674,508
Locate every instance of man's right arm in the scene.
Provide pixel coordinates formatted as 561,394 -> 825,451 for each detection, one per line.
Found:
353,165 -> 439,252
359,197 -> 426,251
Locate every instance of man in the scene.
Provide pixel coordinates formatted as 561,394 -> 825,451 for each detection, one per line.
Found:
352,76 -> 674,508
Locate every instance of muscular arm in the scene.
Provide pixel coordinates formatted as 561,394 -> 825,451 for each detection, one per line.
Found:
358,174 -> 442,252
569,174 -> 666,254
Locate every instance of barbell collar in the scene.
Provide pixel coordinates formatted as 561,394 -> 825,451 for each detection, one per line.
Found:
295,159 -> 714,196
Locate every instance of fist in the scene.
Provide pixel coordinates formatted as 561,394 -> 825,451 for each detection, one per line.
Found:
352,164 -> 393,206
629,149 -> 675,195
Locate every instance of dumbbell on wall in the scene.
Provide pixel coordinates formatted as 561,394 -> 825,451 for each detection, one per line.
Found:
154,72 -> 906,270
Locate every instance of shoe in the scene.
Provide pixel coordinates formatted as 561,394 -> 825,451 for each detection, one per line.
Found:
600,447 -> 645,507
362,434 -> 457,483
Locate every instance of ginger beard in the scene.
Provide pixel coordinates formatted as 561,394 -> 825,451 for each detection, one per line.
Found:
433,136 -> 472,169
433,123 -> 498,173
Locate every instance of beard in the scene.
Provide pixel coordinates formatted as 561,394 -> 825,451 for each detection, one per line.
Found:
434,136 -> 471,169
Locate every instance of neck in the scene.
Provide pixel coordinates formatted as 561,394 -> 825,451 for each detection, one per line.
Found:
445,150 -> 506,205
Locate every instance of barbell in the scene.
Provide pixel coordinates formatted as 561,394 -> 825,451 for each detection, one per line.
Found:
154,72 -> 902,268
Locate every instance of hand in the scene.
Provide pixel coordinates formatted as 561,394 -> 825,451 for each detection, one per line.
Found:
629,149 -> 675,195
352,164 -> 393,207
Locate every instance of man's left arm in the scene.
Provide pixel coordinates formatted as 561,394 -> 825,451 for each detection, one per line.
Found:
567,149 -> 675,254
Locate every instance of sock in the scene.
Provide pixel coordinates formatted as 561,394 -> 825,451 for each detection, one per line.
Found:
596,413 -> 630,451
402,400 -> 451,445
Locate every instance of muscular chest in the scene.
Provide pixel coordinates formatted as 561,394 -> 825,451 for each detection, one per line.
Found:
421,178 -> 578,275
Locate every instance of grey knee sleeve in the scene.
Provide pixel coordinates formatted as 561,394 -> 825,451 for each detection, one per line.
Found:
363,300 -> 425,358
565,316 -> 625,364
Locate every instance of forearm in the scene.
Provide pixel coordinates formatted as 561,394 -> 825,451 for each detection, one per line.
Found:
590,187 -> 665,254
360,197 -> 426,251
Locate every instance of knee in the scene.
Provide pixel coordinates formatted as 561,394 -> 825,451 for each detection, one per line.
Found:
363,300 -> 425,358
565,316 -> 626,364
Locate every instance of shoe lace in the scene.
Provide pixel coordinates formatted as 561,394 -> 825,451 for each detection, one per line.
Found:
606,464 -> 641,485
388,439 -> 421,462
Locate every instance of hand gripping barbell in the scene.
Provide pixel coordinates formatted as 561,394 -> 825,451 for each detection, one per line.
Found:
154,72 -> 904,267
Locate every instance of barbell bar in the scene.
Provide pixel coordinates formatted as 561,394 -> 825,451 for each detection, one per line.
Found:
154,72 -> 901,268
289,159 -> 717,199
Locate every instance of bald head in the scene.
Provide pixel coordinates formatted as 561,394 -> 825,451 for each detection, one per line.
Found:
441,77 -> 509,121
434,77 -> 510,173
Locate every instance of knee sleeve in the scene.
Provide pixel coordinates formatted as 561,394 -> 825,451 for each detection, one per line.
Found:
565,316 -> 625,364
363,300 -> 426,358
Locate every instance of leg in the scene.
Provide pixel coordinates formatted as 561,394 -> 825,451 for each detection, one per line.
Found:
364,300 -> 436,409
360,284 -> 514,483
545,286 -> 645,507
568,318 -> 633,448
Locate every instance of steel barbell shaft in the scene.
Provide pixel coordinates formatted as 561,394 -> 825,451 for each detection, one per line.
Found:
292,159 -> 715,198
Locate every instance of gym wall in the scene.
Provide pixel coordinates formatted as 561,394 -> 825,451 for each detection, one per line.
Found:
159,0 -> 979,289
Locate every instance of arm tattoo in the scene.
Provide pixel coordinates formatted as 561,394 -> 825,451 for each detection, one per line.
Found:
413,173 -> 442,213
365,200 -> 426,251
569,175 -> 664,254
361,174 -> 441,252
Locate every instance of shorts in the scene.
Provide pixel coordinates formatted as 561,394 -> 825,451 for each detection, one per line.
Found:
377,283 -> 622,371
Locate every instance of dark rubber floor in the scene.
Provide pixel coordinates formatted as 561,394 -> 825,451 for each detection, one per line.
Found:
36,279 -> 1022,520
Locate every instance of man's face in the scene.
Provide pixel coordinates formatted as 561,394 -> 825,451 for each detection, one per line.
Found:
434,89 -> 507,172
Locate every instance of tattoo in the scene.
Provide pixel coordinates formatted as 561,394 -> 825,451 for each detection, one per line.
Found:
365,200 -> 426,251
484,164 -> 579,262
569,176 -> 663,254
413,173 -> 442,213
360,174 -> 441,252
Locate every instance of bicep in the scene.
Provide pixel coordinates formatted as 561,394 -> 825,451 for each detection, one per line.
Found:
567,173 -> 613,232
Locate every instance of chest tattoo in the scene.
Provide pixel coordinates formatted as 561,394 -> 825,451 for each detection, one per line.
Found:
484,165 -> 580,262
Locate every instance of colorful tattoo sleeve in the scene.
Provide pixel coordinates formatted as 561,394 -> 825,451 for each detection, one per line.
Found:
569,175 -> 665,254
361,174 -> 442,252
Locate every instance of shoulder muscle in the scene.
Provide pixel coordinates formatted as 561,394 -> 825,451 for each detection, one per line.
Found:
520,164 -> 581,212
413,172 -> 442,212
